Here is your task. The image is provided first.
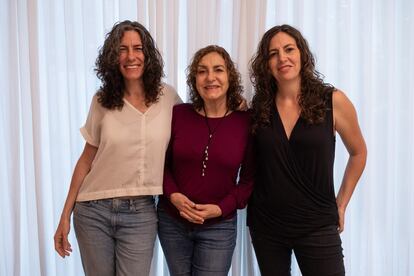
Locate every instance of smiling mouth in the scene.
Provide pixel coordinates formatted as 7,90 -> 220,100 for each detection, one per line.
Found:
205,85 -> 220,89
124,64 -> 142,69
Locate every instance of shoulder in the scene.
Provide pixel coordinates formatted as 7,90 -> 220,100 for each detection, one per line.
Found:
161,83 -> 176,95
332,89 -> 358,128
228,110 -> 252,130
89,93 -> 106,113
173,103 -> 193,114
332,89 -> 355,112
231,109 -> 252,122
160,83 -> 181,103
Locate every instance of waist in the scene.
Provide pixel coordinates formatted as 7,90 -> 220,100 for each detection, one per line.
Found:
82,195 -> 154,210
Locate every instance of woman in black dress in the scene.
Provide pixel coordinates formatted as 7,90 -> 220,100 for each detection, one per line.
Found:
247,24 -> 367,276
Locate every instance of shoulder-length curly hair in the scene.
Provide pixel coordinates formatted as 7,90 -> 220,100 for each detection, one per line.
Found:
187,45 -> 243,111
250,24 -> 334,131
95,20 -> 164,109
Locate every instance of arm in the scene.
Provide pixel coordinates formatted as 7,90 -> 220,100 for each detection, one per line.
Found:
333,90 -> 367,233
54,143 -> 98,257
194,128 -> 255,220
163,125 -> 204,224
215,133 -> 255,217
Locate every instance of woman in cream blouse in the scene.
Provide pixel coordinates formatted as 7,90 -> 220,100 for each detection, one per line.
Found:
53,20 -> 180,276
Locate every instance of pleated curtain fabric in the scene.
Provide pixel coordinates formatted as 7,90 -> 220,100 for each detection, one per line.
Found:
0,0 -> 413,275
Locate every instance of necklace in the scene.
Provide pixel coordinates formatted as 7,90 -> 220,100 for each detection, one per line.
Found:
201,105 -> 229,177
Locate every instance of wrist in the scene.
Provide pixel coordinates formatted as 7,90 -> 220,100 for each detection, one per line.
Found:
216,205 -> 223,217
169,192 -> 180,200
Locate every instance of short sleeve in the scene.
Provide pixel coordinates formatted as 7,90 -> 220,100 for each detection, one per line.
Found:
162,83 -> 183,105
80,95 -> 105,147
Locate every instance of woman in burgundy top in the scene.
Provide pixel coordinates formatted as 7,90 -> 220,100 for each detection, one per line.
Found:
247,25 -> 367,275
158,45 -> 254,276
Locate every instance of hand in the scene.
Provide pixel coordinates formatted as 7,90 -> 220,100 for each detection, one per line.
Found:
194,204 -> 222,220
170,193 -> 204,224
337,207 -> 345,233
54,218 -> 72,258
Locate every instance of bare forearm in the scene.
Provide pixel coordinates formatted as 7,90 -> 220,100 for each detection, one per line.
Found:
59,143 -> 97,220
337,151 -> 367,211
60,160 -> 91,220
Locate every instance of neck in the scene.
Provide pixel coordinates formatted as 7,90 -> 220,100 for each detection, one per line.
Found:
277,79 -> 301,101
124,79 -> 145,98
202,99 -> 228,118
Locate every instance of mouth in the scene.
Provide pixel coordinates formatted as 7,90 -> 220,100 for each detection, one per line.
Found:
204,85 -> 220,90
124,64 -> 142,69
278,65 -> 292,72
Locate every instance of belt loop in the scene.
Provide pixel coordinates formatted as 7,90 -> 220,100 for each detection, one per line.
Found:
129,199 -> 134,211
112,198 -> 120,211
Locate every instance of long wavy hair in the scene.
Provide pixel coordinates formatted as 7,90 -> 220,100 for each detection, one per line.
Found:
187,45 -> 243,111
95,20 -> 164,109
250,24 -> 334,132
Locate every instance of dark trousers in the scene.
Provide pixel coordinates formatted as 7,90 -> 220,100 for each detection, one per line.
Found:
250,225 -> 345,276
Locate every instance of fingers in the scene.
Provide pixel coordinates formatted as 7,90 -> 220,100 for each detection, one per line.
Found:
54,233 -> 72,258
170,193 -> 195,210
179,210 -> 204,224
337,210 -> 345,233
170,194 -> 223,223
337,220 -> 344,233
170,193 -> 203,223
194,204 -> 222,219
54,223 -> 72,258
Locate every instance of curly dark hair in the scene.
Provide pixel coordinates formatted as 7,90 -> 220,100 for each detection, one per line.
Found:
95,20 -> 164,109
250,24 -> 334,131
187,45 -> 243,111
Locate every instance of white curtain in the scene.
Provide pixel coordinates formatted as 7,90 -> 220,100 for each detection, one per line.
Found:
1,0 -> 413,275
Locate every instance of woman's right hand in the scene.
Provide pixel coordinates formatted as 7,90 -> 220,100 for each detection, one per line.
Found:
54,218 -> 72,258
53,143 -> 97,258
169,193 -> 204,224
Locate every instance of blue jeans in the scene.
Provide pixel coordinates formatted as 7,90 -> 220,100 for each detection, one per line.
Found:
73,196 -> 157,276
157,207 -> 237,276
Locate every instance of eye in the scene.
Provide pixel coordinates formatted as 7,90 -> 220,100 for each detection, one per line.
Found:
119,47 -> 127,52
197,69 -> 206,75
134,46 -> 143,52
285,47 -> 295,53
268,51 -> 278,57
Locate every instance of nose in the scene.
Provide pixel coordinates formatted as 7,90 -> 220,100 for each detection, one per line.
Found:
206,71 -> 215,81
127,49 -> 135,61
278,51 -> 287,62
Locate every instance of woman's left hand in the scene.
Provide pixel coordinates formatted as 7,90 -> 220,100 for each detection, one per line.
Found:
193,204 -> 222,220
337,207 -> 345,233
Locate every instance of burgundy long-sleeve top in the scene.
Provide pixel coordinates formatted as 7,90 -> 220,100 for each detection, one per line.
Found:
159,103 -> 255,225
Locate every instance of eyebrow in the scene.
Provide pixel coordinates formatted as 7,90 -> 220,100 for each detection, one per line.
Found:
119,44 -> 143,47
197,64 -> 226,69
269,43 -> 295,52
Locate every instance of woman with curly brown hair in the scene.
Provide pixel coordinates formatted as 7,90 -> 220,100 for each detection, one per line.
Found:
157,45 -> 254,276
247,25 -> 367,275
53,20 -> 180,275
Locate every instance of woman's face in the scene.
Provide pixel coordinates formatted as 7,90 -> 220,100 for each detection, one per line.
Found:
195,52 -> 229,105
267,32 -> 301,84
118,30 -> 145,83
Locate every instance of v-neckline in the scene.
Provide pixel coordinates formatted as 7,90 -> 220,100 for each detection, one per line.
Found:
123,97 -> 152,115
274,104 -> 301,142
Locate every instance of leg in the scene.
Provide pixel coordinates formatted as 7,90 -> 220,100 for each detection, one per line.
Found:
73,201 -> 115,276
158,207 -> 193,276
249,228 -> 292,276
114,197 -> 158,276
294,225 -> 345,276
192,216 -> 237,276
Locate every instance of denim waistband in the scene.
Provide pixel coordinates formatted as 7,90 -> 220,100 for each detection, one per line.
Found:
81,196 -> 154,211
